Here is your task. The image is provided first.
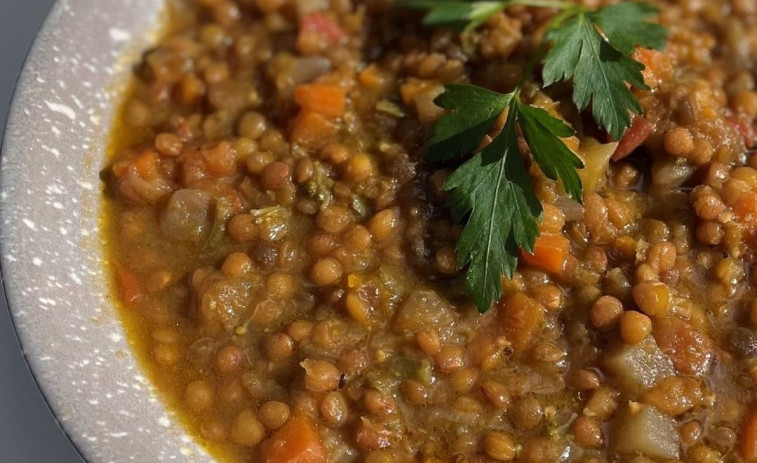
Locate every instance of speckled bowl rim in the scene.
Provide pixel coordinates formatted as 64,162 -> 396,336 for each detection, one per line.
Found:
0,4 -> 87,461
0,0 -> 211,461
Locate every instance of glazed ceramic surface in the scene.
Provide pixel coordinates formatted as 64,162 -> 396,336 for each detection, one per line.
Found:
0,0 -> 210,461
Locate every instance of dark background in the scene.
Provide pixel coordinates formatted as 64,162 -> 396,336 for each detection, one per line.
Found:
0,0 -> 84,461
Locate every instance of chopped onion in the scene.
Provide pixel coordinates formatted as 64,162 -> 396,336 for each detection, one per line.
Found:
160,189 -> 213,242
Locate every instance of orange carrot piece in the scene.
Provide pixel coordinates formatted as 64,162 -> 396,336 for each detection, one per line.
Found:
358,64 -> 385,91
115,264 -> 143,306
612,116 -> 652,161
262,416 -> 327,463
743,409 -> 757,461
634,47 -> 672,88
291,109 -> 337,148
134,150 -> 161,178
498,292 -> 545,353
733,192 -> 757,219
520,233 -> 570,275
294,83 -> 345,117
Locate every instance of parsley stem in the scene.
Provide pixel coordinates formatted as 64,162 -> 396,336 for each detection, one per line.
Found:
508,0 -> 578,10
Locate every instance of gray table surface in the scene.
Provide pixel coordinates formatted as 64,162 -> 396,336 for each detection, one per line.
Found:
1,0 -> 85,461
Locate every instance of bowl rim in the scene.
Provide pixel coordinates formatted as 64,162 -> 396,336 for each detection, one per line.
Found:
0,0 -> 204,461
0,0 -> 87,460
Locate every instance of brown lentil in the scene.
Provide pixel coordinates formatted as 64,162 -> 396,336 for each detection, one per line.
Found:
229,409 -> 265,446
258,401 -> 290,430
619,311 -> 652,345
484,432 -> 519,461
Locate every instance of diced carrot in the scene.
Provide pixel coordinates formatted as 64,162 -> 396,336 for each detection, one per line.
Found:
115,264 -> 143,306
634,47 -> 672,89
300,11 -> 346,44
730,190 -> 757,243
294,83 -> 346,117
262,416 -> 327,463
358,64 -> 386,91
652,316 -> 713,377
520,233 -> 570,276
291,109 -> 338,148
497,292 -> 545,353
742,409 -> 757,461
134,150 -> 161,178
612,116 -> 653,161
732,191 -> 757,221
199,141 -> 237,176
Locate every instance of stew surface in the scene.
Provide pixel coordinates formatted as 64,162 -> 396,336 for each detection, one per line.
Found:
103,0 -> 757,461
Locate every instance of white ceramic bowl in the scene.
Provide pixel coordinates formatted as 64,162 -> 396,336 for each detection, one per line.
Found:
0,0 -> 210,461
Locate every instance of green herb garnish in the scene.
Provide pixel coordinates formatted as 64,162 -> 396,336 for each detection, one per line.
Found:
401,0 -> 667,311
542,2 -> 667,140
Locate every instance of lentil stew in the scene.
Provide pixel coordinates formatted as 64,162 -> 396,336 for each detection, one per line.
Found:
103,0 -> 757,461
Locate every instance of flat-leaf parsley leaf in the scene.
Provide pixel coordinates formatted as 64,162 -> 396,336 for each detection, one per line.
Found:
542,3 -> 667,140
427,84 -> 513,163
399,0 -> 510,32
443,106 -> 541,311
431,88 -> 583,311
401,0 -> 668,311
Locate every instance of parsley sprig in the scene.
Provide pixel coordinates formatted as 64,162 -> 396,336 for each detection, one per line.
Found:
401,0 -> 667,311
401,0 -> 577,32
542,2 -> 666,139
430,86 -> 581,310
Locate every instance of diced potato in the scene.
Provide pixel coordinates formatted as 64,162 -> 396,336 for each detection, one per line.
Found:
603,336 -> 675,393
192,268 -> 261,330
160,189 -> 213,242
393,290 -> 457,335
612,404 -> 680,460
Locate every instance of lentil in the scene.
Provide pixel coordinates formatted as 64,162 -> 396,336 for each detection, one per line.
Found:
258,401 -> 290,430
229,410 -> 265,446
619,311 -> 652,345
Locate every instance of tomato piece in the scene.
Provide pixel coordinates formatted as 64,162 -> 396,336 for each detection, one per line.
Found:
301,12 -> 346,44
728,114 -> 757,148
612,116 -> 653,161
115,264 -> 143,306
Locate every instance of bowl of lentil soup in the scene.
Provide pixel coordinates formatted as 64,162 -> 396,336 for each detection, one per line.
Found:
6,0 -> 757,461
